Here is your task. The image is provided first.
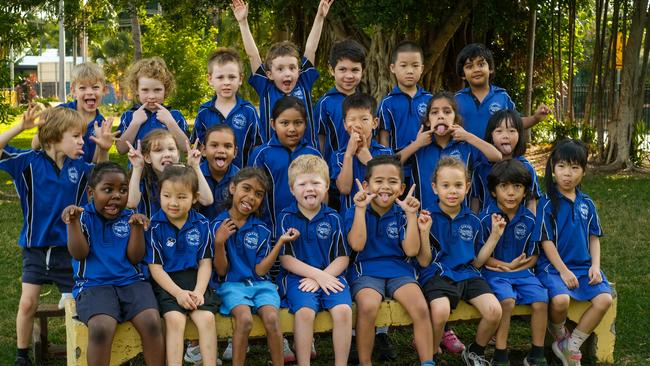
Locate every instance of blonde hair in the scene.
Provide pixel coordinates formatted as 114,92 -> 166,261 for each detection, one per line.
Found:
70,62 -> 105,87
432,156 -> 470,183
207,48 -> 243,75
126,57 -> 175,99
37,108 -> 86,149
288,155 -> 329,187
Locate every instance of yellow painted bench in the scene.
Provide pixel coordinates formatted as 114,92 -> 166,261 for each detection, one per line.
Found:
64,290 -> 616,366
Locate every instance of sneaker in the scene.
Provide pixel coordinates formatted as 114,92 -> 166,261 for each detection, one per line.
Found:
58,292 -> 73,310
310,340 -> 317,360
523,355 -> 548,366
13,357 -> 32,366
462,348 -> 491,366
548,325 -> 568,342
283,338 -> 296,363
374,332 -> 397,361
441,329 -> 466,353
222,338 -> 249,361
184,343 -> 202,364
552,337 -> 582,366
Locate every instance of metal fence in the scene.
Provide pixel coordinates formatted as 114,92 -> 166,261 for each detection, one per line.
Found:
571,84 -> 650,128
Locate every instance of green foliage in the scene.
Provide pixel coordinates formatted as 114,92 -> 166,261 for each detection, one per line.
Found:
630,120 -> 649,166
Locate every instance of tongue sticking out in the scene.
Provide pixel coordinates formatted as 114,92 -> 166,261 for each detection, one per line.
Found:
215,158 -> 226,168
305,196 -> 317,205
435,125 -> 447,134
379,193 -> 390,203
500,143 -> 512,155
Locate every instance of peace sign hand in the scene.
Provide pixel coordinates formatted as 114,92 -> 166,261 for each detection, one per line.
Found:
126,140 -> 144,168
396,184 -> 420,214
353,179 -> 375,208
185,140 -> 201,168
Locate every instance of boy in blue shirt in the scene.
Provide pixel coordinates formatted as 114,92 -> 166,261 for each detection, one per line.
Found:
232,0 -> 332,145
454,43 -> 549,139
0,106 -> 112,366
479,160 -> 548,366
191,48 -> 261,168
277,155 -> 352,366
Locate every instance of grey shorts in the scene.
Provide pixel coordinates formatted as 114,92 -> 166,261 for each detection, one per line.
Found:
350,275 -> 417,299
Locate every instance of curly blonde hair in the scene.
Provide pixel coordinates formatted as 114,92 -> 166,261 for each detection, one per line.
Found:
126,57 -> 175,99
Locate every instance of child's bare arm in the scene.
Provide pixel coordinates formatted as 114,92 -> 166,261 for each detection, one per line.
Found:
126,141 -> 144,209
522,104 -> 551,129
397,185 -> 420,257
416,210 -> 433,266
280,255 -> 345,295
126,213 -> 149,264
232,0 -> 263,72
347,179 -> 374,251
588,235 -> 603,285
474,214 -> 506,268
194,258 -> 212,296
304,0 -> 333,64
1,105 -> 38,151
62,205 -> 89,260
450,125 -> 502,162
256,228 -> 299,276
213,219 -> 237,277
541,240 -> 578,288
323,256 -> 349,277
335,134 -> 360,195
186,140 -> 214,205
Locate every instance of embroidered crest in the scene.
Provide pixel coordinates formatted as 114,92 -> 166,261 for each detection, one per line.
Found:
514,222 -> 528,240
316,222 -> 332,240
291,89 -> 304,98
386,221 -> 399,239
68,167 -> 79,183
579,203 -> 589,220
232,114 -> 246,129
186,228 -> 201,246
244,231 -> 259,249
166,237 -> 176,247
417,102 -> 428,118
112,220 -> 130,238
488,102 -> 502,114
458,224 -> 474,241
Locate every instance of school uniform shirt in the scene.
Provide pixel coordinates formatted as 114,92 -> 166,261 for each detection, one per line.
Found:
277,204 -> 349,286
344,204 -> 417,282
455,85 -> 516,139
329,140 -> 394,212
377,85 -> 432,153
198,161 -> 239,221
471,156 -> 542,212
248,57 -> 319,145
249,136 -> 322,234
59,100 -> 105,163
419,203 -> 483,285
117,104 -> 189,143
145,209 -> 213,273
211,211 -> 273,282
137,179 -> 159,219
0,150 -> 92,248
533,190 -> 603,276
410,139 -> 484,210
72,204 -> 145,296
314,87 -> 350,162
190,95 -> 261,168
479,201 -> 538,279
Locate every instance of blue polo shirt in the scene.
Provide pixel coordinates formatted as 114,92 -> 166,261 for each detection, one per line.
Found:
145,209 -> 213,273
73,204 -> 145,296
410,139 -> 484,210
344,204 -> 416,282
419,203 -> 483,284
137,179 -> 159,219
455,85 -> 516,139
190,95 -> 261,168
249,136 -> 322,234
117,104 -> 189,143
249,57 -> 319,145
211,211 -> 273,282
0,150 -> 92,248
377,85 -> 432,152
199,161 -> 239,221
315,87 -> 350,162
471,156 -> 542,212
329,140 -> 393,212
533,190 -> 603,276
277,203 -> 349,271
59,100 -> 105,162
479,202 -> 538,279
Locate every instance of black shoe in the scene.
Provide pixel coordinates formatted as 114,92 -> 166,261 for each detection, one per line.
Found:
349,336 -> 359,363
374,332 -> 397,361
14,357 -> 33,366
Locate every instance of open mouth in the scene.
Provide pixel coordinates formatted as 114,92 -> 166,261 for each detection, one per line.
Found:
103,204 -> 120,216
240,201 -> 252,212
499,143 -> 512,155
282,80 -> 293,89
377,192 -> 392,203
433,123 -> 449,135
303,194 -> 318,206
214,157 -> 227,168
160,160 -> 174,166
83,97 -> 97,109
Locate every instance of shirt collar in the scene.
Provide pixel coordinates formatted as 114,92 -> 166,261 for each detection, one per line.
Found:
200,160 -> 238,181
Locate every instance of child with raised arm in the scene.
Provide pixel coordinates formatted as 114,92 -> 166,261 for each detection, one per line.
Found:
479,159 -> 548,366
116,57 -> 189,154
232,0 -> 332,145
212,168 -> 292,366
417,156 -> 503,366
62,162 -> 164,366
346,155 -> 434,366
277,155 -> 352,366
535,139 -> 612,366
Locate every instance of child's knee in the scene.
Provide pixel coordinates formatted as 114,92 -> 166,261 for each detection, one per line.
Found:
138,310 -> 164,338
592,293 -> 613,310
330,304 -> 352,323
18,295 -> 39,315
482,299 -> 502,323
410,302 -> 431,322
295,307 -> 316,323
88,319 -> 116,346
356,298 -> 381,319
500,298 -> 516,312
530,301 -> 548,313
236,312 -> 255,333
164,312 -> 187,330
550,295 -> 570,311
430,304 -> 450,325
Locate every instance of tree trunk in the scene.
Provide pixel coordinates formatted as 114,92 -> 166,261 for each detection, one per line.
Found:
524,0 -> 537,117
607,0 -> 648,168
551,0 -> 559,123
634,10 -> 650,124
605,0 -> 621,163
556,1 -> 564,122
597,0 -> 611,158
566,0 -> 576,124
363,25 -> 398,102
582,0 -> 605,136
130,3 -> 142,61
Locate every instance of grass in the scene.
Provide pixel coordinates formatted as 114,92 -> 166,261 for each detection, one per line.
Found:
0,119 -> 649,365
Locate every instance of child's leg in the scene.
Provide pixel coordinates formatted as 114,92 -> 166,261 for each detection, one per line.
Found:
354,288 -> 382,366
230,305 -> 254,366
392,283 -> 434,362
130,308 -> 165,366
429,297 -> 451,355
468,293 -> 502,347
86,314 -> 118,366
163,311 -> 187,366
329,304 -> 352,366
293,307 -> 316,366
548,294 -> 571,339
190,310 -> 217,366
576,293 -> 613,334
530,301 -> 548,347
16,283 -> 41,349
495,298 -> 515,350
258,305 -> 283,366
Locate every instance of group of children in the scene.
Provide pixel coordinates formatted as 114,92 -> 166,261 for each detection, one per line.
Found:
1,1 -> 613,366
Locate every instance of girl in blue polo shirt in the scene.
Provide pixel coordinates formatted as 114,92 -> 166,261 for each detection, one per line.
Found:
534,139 -> 612,366
146,165 -> 218,366
212,167 -> 294,366
63,162 -> 164,366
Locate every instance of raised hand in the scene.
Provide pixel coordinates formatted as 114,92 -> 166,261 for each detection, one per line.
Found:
61,205 -> 84,224
316,0 -> 334,18
346,131 -> 361,156
491,213 -> 507,237
449,124 -> 471,142
154,103 -> 175,126
215,219 -> 237,244
231,0 -> 249,22
185,140 -> 201,168
126,140 -> 144,168
132,104 -> 148,126
414,125 -> 433,148
396,184 -> 420,214
90,117 -> 119,151
417,209 -> 432,232
21,103 -> 42,130
560,269 -> 579,289
353,179 -> 376,208
588,265 -> 603,285
534,104 -> 551,122
128,213 -> 150,230
279,228 -> 300,244
298,277 -> 320,293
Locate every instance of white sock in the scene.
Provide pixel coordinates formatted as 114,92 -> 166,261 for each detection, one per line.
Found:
376,326 -> 389,334
351,329 -> 356,337
568,329 -> 589,353
550,321 -> 567,339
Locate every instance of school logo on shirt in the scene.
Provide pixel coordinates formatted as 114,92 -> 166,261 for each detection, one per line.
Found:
112,220 -> 130,238
68,167 -> 79,183
417,102 -> 428,118
489,102 -> 502,114
186,228 -> 201,246
232,114 -> 246,129
166,238 -> 176,247
244,231 -> 259,249
291,89 -> 304,98
316,222 -> 332,240
386,221 -> 399,239
458,224 -> 474,241
514,222 -> 528,240
447,150 -> 462,160
220,186 -> 230,200
579,203 -> 589,220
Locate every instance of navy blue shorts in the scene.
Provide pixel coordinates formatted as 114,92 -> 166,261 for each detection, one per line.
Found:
485,275 -> 548,304
153,269 -> 219,315
422,275 -> 493,309
75,281 -> 159,324
350,275 -> 417,299
22,247 -> 74,292
537,270 -> 612,301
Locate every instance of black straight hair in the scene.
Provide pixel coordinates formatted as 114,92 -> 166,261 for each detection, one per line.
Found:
222,167 -> 269,217
343,92 -> 376,118
329,39 -> 366,68
487,159 -> 532,195
271,96 -> 307,122
365,154 -> 403,182
390,40 -> 423,64
544,139 -> 588,213
455,43 -> 495,78
484,109 -> 526,157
